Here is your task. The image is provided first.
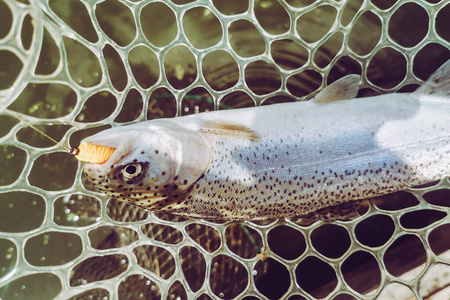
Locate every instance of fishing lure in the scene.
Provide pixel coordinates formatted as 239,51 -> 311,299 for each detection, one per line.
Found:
70,142 -> 116,164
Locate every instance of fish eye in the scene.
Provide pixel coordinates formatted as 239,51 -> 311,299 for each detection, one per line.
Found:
122,163 -> 142,179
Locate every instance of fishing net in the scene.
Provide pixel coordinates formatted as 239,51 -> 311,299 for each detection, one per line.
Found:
0,0 -> 449,299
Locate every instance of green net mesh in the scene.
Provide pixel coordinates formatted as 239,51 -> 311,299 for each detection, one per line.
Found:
0,0 -> 449,299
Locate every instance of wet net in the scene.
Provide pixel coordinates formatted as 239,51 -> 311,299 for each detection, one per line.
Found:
0,0 -> 449,299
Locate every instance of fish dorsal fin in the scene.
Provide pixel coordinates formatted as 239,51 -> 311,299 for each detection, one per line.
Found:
312,75 -> 360,104
416,59 -> 450,97
199,120 -> 260,141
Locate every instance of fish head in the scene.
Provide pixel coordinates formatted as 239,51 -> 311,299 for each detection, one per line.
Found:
81,121 -> 213,210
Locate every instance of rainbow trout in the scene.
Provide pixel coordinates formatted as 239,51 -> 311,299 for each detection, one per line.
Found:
80,61 -> 450,220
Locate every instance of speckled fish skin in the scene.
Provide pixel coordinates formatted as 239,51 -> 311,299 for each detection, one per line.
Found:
82,61 -> 450,220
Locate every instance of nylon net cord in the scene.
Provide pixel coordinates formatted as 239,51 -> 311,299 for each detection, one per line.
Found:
0,0 -> 449,299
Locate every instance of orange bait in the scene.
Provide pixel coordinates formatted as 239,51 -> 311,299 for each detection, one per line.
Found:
70,142 -> 116,164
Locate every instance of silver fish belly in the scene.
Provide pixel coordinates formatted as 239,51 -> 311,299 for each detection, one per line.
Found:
81,61 -> 450,220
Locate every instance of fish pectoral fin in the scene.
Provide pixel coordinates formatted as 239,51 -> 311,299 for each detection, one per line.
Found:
416,59 -> 450,97
127,195 -> 169,211
301,199 -> 369,222
311,74 -> 360,104
132,195 -> 190,212
199,120 -> 260,141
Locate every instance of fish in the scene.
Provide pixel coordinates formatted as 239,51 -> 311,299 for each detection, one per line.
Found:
78,60 -> 450,221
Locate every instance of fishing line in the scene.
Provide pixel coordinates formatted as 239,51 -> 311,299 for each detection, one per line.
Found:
0,105 -> 71,152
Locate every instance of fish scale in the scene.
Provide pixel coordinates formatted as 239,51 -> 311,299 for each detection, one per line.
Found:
80,62 -> 450,220
170,124 -> 447,220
